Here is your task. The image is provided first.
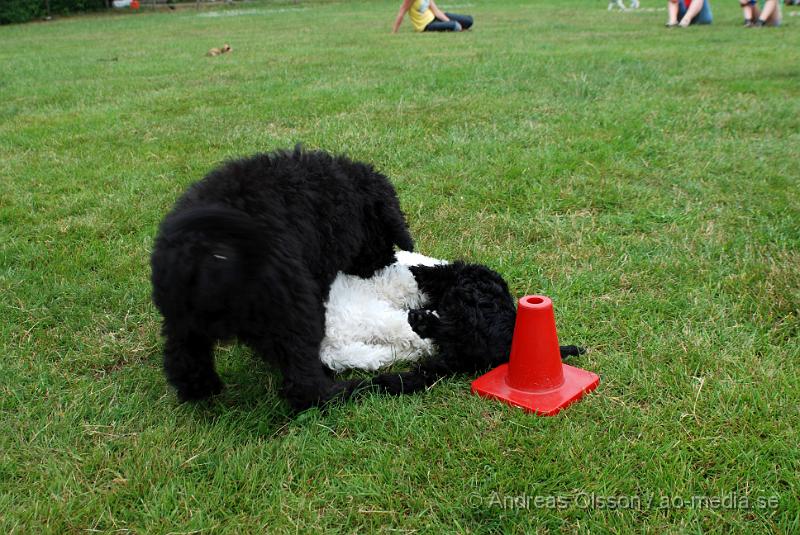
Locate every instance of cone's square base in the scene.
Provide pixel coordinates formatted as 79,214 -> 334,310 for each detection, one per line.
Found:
471,363 -> 599,416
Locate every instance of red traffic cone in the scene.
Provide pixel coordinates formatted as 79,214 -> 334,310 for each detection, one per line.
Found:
471,295 -> 598,416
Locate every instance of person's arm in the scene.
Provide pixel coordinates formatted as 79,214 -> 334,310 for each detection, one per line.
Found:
678,0 -> 704,25
429,0 -> 450,21
392,0 -> 414,33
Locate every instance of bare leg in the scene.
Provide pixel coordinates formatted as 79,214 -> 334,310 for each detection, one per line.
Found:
740,1 -> 756,23
667,0 -> 680,25
758,0 -> 780,24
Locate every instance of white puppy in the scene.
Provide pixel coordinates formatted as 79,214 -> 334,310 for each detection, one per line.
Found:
320,251 -> 446,372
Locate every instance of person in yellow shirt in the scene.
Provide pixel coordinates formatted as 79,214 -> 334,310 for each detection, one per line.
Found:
392,0 -> 474,33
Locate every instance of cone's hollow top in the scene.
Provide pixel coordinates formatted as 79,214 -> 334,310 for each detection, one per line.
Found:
520,295 -> 550,309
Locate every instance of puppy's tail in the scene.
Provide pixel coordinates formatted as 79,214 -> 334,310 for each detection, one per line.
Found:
376,202 -> 414,253
158,205 -> 260,245
151,205 -> 265,317
390,219 -> 414,253
372,185 -> 414,253
559,345 -> 586,358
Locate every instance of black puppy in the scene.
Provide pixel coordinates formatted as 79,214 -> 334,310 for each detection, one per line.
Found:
408,262 -> 584,376
335,262 -> 585,399
407,262 -> 519,376
150,147 -> 414,410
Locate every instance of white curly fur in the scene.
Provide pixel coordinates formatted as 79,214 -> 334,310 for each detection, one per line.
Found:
320,251 -> 446,372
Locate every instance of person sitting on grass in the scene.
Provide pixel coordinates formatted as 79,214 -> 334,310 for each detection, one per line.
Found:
740,0 -> 782,26
392,0 -> 473,33
608,0 -> 640,10
666,0 -> 713,26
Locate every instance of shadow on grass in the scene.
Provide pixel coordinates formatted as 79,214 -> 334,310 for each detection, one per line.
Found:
174,359 -> 298,437
169,356 -> 427,437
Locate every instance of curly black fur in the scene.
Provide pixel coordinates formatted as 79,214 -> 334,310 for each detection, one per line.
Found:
150,147 -> 415,411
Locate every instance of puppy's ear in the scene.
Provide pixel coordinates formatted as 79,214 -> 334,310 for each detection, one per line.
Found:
373,198 -> 413,252
409,263 -> 461,298
392,221 -> 414,252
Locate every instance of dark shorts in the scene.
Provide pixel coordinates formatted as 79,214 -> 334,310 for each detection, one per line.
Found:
679,0 -> 713,24
424,12 -> 473,31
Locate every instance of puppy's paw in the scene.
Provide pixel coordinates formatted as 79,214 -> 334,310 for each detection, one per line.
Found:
559,345 -> 586,359
175,373 -> 224,402
408,309 -> 439,338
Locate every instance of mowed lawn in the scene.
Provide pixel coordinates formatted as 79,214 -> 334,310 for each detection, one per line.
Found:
1,0 -> 799,532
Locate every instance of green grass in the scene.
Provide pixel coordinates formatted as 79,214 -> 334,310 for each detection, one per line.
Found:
1,0 -> 799,532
